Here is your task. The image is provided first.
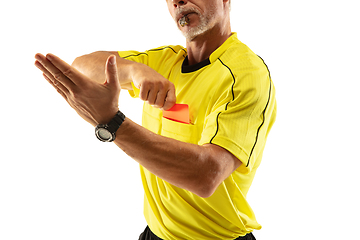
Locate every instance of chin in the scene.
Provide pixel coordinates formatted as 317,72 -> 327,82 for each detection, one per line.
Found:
181,26 -> 210,41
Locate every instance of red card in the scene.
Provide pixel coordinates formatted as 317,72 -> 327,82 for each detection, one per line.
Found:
163,104 -> 190,124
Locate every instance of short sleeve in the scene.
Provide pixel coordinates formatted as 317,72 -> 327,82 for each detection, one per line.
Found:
199,61 -> 276,174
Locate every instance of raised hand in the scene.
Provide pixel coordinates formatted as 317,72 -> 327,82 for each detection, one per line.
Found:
35,53 -> 121,126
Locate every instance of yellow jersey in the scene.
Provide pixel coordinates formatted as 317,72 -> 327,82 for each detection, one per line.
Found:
118,33 -> 277,240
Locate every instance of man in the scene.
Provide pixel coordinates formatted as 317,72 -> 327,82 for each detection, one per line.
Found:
34,0 -> 276,239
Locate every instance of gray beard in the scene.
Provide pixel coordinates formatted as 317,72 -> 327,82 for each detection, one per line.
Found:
176,7 -> 215,41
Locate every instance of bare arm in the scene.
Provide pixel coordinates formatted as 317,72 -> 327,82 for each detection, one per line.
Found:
72,51 -> 134,88
72,51 -> 176,110
35,53 -> 240,198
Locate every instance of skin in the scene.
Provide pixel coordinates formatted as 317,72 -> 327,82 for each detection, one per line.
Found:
34,0 -> 238,198
167,0 -> 232,64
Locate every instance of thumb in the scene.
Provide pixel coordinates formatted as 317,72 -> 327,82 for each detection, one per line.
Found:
105,55 -> 119,86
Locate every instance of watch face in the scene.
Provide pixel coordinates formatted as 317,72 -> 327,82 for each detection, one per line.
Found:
98,128 -> 112,141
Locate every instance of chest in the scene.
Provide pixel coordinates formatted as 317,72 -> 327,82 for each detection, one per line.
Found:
142,62 -> 233,144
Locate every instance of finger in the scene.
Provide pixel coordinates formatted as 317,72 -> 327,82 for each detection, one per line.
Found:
35,60 -> 70,95
139,84 -> 150,102
45,53 -> 82,88
35,55 -> 56,81
35,59 -> 52,79
154,86 -> 167,108
35,53 -> 75,90
161,84 -> 176,111
146,85 -> 159,106
43,73 -> 69,101
105,55 -> 119,87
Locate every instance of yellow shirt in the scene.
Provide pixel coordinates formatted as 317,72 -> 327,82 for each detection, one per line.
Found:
118,33 -> 277,240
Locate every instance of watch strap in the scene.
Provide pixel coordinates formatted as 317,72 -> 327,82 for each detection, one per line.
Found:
107,110 -> 126,133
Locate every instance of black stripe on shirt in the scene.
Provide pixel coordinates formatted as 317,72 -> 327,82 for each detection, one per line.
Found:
246,56 -> 272,167
210,112 -> 221,143
209,58 -> 236,143
122,46 -> 186,59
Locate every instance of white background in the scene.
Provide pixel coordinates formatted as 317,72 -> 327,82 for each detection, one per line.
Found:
1,0 -> 359,239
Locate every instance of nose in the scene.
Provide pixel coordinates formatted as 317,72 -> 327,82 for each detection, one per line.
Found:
172,0 -> 187,8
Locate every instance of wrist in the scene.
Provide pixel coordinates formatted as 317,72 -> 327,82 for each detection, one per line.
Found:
95,110 -> 125,142
96,107 -> 120,125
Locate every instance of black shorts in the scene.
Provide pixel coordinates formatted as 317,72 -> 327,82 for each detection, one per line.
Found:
138,226 -> 256,240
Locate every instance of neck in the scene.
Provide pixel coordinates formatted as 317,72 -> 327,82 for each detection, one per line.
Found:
185,23 -> 232,66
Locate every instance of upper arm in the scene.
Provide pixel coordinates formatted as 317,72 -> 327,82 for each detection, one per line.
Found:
109,51 -> 120,56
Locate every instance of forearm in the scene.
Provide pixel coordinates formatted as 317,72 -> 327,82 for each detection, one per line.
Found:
114,118 -> 225,198
72,51 -> 134,89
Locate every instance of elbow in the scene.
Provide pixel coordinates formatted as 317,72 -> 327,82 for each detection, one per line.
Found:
194,178 -> 219,198
193,168 -> 222,198
196,186 -> 216,199
191,149 -> 225,198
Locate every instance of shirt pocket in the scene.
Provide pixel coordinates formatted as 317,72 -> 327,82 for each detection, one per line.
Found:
161,117 -> 199,144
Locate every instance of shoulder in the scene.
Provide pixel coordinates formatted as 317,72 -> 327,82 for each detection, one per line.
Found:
217,40 -> 271,91
211,39 -> 273,110
221,40 -> 267,74
208,34 -> 270,88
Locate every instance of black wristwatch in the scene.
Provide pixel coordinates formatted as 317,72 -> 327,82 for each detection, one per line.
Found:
95,110 -> 125,142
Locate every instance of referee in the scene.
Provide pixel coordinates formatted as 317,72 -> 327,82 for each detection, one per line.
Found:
35,0 -> 277,239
